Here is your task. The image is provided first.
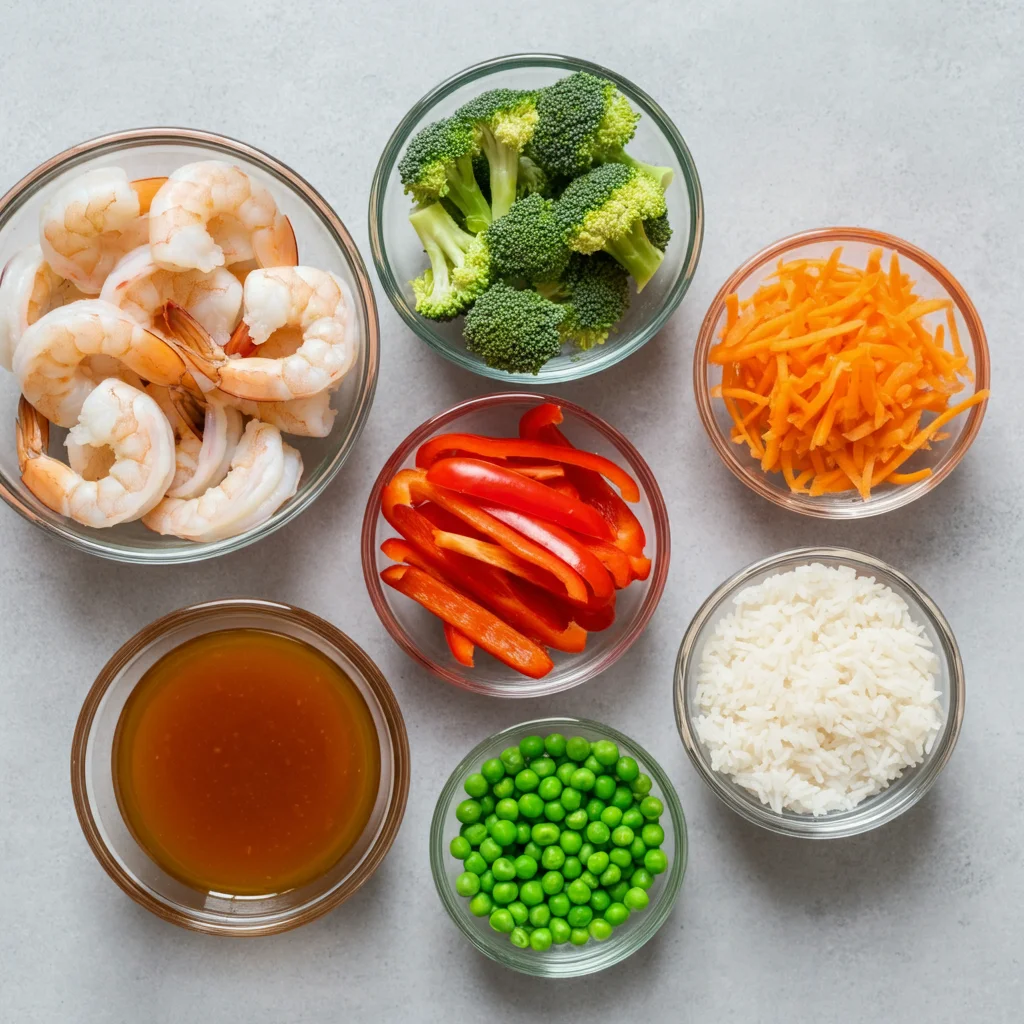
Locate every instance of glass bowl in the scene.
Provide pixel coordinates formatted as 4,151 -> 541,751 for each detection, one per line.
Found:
673,547 -> 965,839
361,392 -> 670,697
71,599 -> 410,935
693,227 -> 990,519
430,717 -> 686,977
0,128 -> 380,563
369,53 -> 703,383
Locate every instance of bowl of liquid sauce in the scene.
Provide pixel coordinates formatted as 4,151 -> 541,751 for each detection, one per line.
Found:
72,600 -> 410,935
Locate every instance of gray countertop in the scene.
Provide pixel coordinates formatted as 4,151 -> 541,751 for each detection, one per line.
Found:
1,2 -> 1020,1021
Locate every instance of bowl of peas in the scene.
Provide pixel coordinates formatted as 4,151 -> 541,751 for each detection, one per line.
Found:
429,716 -> 686,977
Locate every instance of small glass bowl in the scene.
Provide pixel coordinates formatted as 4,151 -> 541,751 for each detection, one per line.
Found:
693,227 -> 990,519
0,128 -> 380,563
430,717 -> 686,977
369,53 -> 704,383
71,599 -> 410,935
361,392 -> 670,697
673,547 -> 965,839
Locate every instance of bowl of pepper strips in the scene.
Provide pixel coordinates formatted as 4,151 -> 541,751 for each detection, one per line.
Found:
361,393 -> 669,697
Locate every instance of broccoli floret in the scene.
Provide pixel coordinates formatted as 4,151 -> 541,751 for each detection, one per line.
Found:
457,89 -> 539,220
399,117 -> 491,233
408,203 -> 492,320
538,253 -> 630,350
485,194 -> 570,284
556,163 -> 667,291
643,213 -> 673,252
463,282 -> 565,374
472,153 -> 491,202
516,154 -> 550,198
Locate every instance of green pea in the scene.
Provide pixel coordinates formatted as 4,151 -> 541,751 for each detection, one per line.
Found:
609,880 -> 630,904
469,893 -> 493,917
479,795 -> 495,815
522,841 -> 543,861
624,886 -> 650,911
528,903 -> 551,927
550,917 -> 571,944
559,830 -> 582,856
544,802 -> 566,823
565,736 -> 591,762
529,927 -> 553,951
500,746 -> 525,773
622,807 -> 644,830
611,825 -> 634,848
449,836 -> 471,860
578,843 -> 595,864
586,821 -> 610,845
632,773 -> 653,797
464,852 -> 486,875
591,739 -> 619,766
479,870 -> 495,893
599,864 -> 621,887
514,855 -> 538,880
544,733 -> 567,757
630,868 -> 654,890
565,809 -> 588,831
569,927 -> 590,946
615,755 -> 639,782
491,881 -> 518,905
516,822 -> 531,845
604,902 -> 629,927
484,813 -> 498,829
589,918 -> 613,941
464,773 -> 489,798
555,762 -> 575,786
570,768 -> 596,792
641,823 -> 665,847
531,823 -> 560,846
601,806 -> 623,829
515,769 -> 539,793
531,757 -> 556,779
583,755 -> 603,775
508,900 -> 528,925
548,893 -> 570,918
586,851 -> 609,875
492,777 -> 515,800
489,819 -> 517,847
495,797 -> 519,821
562,856 -> 582,880
640,795 -> 664,820
489,908 -> 514,933
611,785 -> 634,810
520,880 -> 544,907
579,870 -> 600,890
479,838 -> 502,863
593,774 -> 616,801
455,871 -> 480,897
509,926 -> 530,948
567,904 -> 593,928
519,735 -> 545,759
455,799 -> 482,824
566,879 -> 591,905
541,870 -> 564,895
459,820 -> 486,844
589,889 -> 611,913
518,793 -> 544,819
609,847 -> 633,869
559,787 -> 582,812
541,846 -> 565,870
481,758 -> 506,784
629,837 -> 647,861
644,849 -> 668,875
537,776 -> 562,801
492,857 -> 516,881
585,798 -> 605,822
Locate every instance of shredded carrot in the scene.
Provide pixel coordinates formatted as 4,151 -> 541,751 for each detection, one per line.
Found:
709,247 -> 988,499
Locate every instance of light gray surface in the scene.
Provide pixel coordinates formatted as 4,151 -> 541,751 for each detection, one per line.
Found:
0,2 -> 1020,1021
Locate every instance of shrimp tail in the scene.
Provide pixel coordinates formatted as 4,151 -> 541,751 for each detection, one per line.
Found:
225,320 -> 257,357
16,396 -> 48,474
254,214 -> 298,269
162,302 -> 224,383
169,388 -> 205,440
129,177 -> 169,215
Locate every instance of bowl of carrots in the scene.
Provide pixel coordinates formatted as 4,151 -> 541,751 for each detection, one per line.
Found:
361,393 -> 670,697
693,227 -> 990,518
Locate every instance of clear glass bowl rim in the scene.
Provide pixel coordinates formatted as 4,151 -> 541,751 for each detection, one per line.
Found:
0,126 -> 381,563
360,390 -> 671,697
368,52 -> 705,383
429,716 -> 687,977
70,598 -> 411,935
691,226 -> 991,519
672,546 -> 966,839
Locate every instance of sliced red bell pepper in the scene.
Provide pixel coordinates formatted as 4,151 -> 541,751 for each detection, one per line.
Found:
416,433 -> 640,502
443,622 -> 475,667
432,530 -> 569,599
564,591 -> 617,632
426,457 -> 613,541
629,555 -> 652,580
546,479 -> 581,501
415,500 -> 486,540
581,537 -> 633,588
519,404 -> 648,557
477,503 -> 615,606
380,565 -> 553,678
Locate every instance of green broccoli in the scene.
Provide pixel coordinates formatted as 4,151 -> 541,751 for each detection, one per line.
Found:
457,89 -> 539,220
538,253 -> 631,350
485,194 -> 570,284
408,202 -> 492,320
643,213 -> 673,252
530,72 -> 673,187
463,282 -> 565,374
516,154 -> 550,198
398,117 -> 491,233
556,162 -> 667,291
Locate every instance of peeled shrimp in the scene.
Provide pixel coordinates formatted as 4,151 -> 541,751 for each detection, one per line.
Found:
165,266 -> 355,402
149,161 -> 298,273
38,167 -> 150,293
142,419 -> 298,541
100,246 -> 242,345
221,389 -> 337,438
159,389 -> 244,500
14,299 -> 199,427
17,379 -> 175,527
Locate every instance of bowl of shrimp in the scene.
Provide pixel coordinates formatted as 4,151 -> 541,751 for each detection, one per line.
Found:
0,128 -> 379,563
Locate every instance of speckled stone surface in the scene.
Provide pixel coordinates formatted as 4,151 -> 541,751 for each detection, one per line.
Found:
0,2 -> 1020,1021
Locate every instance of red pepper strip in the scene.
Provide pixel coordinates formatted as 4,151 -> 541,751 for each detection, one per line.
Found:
546,479 -> 581,501
416,434 -> 640,503
629,555 -> 652,581
519,404 -> 648,557
415,500 -> 486,540
427,457 -> 613,541
433,530 -> 570,599
381,565 -> 553,679
494,461 -> 565,481
581,538 -> 633,588
443,621 -> 475,667
381,537 -> 417,563
564,592 -> 617,632
477,503 -> 615,606
387,503 -> 587,653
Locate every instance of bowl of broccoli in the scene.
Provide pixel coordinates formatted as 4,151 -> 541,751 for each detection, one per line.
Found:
369,54 -> 704,383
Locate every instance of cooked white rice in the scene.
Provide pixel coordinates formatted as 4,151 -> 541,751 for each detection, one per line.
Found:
695,563 -> 943,816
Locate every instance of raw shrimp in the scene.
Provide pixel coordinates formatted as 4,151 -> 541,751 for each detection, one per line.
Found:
14,299 -> 199,427
142,419 -> 296,542
165,266 -> 355,402
100,246 -> 242,345
38,167 -> 149,293
16,379 -> 176,528
148,161 -> 298,273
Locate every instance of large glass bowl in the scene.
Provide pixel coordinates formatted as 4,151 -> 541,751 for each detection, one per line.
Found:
430,717 -> 686,977
693,227 -> 990,518
0,128 -> 380,562
361,392 -> 670,698
673,548 -> 965,838
369,53 -> 703,383
71,599 -> 410,936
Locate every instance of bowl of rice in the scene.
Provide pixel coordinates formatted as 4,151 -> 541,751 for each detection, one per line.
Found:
673,548 -> 964,838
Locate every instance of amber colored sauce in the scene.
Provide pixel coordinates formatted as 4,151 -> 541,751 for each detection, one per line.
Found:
113,629 -> 380,896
